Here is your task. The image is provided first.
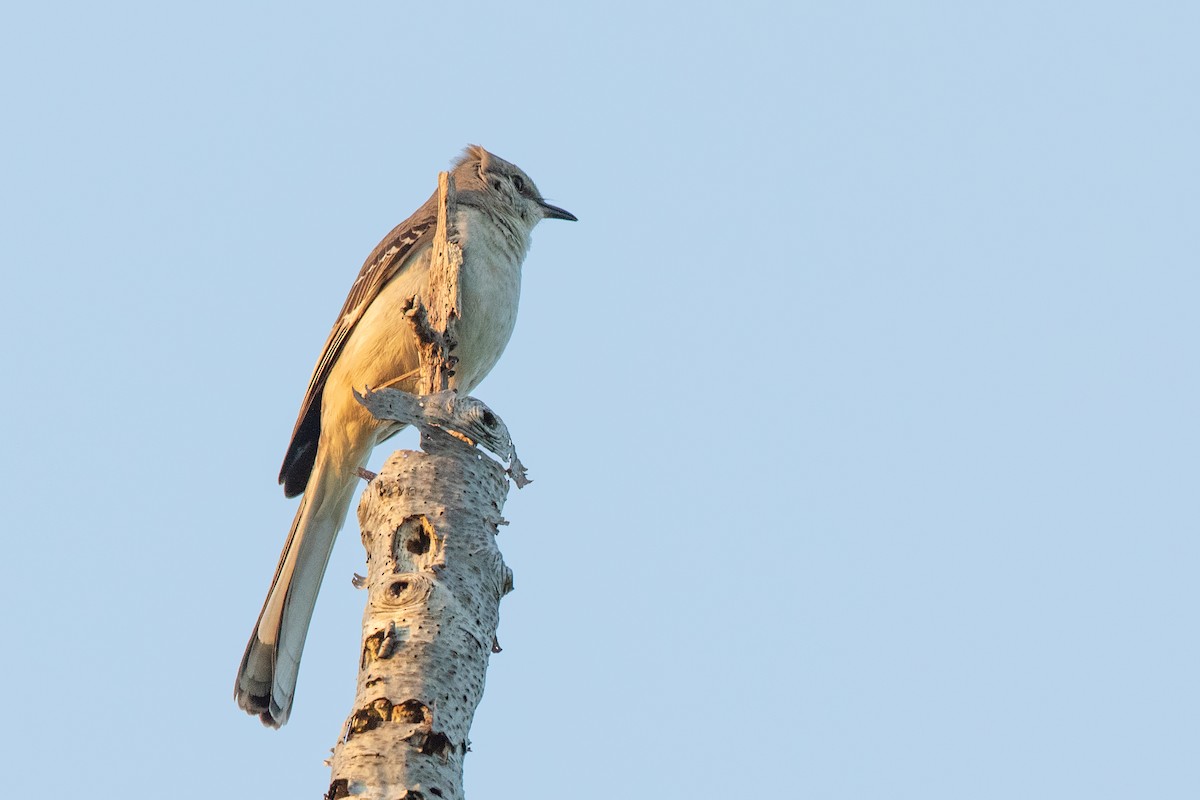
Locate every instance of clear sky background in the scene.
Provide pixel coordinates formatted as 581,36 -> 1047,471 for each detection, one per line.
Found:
2,2 -> 1196,797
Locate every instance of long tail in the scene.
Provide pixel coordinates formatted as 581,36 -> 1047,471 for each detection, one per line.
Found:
235,457 -> 358,727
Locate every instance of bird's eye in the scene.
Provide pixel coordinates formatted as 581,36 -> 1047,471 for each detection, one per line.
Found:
512,175 -> 526,193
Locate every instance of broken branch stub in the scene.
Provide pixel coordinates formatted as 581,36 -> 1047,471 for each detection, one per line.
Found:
411,170 -> 463,396
354,387 -> 529,486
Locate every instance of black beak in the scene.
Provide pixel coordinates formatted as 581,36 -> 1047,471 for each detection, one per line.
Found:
538,200 -> 577,221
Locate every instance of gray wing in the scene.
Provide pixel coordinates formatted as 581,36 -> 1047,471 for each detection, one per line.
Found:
278,194 -> 439,497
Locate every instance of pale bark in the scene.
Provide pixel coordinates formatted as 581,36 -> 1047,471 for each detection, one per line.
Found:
325,173 -> 520,800
405,170 -> 461,398
325,441 -> 513,800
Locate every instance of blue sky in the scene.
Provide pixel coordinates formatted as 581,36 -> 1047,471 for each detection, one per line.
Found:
2,2 -> 1197,797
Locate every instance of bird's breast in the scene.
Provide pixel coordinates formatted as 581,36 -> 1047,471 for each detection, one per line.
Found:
326,208 -> 526,419
452,210 -> 525,393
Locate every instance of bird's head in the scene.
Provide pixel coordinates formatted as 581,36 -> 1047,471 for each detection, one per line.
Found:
453,145 -> 577,227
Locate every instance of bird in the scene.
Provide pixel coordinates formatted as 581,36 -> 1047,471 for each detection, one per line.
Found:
235,145 -> 575,727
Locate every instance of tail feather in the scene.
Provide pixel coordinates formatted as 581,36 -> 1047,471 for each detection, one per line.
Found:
235,461 -> 357,727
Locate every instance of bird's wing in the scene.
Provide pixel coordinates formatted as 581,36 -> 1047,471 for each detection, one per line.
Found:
278,195 -> 439,496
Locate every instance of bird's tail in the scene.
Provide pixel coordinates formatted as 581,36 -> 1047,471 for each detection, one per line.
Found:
235,458 -> 357,727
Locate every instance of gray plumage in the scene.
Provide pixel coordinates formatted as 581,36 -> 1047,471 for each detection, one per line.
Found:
235,146 -> 574,727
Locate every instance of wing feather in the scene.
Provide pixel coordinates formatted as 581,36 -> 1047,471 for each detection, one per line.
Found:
278,194 -> 439,496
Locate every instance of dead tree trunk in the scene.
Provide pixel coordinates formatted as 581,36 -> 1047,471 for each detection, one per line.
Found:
326,174 -> 524,800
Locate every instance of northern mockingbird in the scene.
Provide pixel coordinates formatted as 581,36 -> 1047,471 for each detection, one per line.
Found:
235,145 -> 575,727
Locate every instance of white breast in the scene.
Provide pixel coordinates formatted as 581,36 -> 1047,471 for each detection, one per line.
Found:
450,206 -> 526,392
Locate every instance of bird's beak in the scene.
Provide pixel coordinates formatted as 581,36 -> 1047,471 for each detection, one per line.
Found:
538,200 -> 577,221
